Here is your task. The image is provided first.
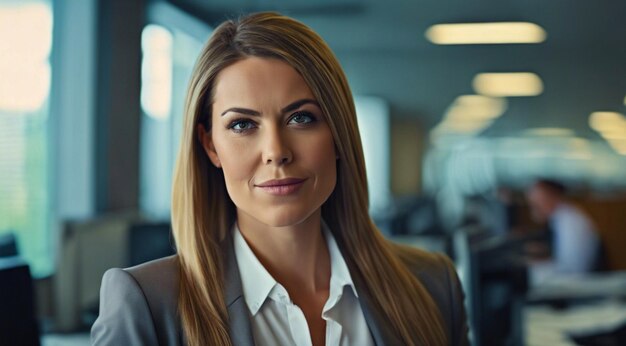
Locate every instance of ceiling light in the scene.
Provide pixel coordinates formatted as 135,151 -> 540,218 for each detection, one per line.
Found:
445,95 -> 507,121
440,119 -> 493,133
431,95 -> 506,137
425,22 -> 547,45
473,72 -> 543,97
602,132 -> 626,140
523,128 -> 575,137
589,112 -> 626,134
607,138 -> 626,155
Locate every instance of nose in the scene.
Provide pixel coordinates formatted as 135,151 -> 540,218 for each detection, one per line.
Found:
262,127 -> 292,166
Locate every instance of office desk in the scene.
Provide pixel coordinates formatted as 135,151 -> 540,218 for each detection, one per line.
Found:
524,272 -> 626,346
527,271 -> 626,302
524,299 -> 626,346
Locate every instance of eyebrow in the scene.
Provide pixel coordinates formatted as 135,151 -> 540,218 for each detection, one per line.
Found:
220,98 -> 320,116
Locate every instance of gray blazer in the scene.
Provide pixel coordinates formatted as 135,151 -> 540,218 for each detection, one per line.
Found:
91,234 -> 469,346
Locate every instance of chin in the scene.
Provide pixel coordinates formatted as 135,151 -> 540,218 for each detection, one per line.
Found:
249,203 -> 319,228
263,209 -> 313,227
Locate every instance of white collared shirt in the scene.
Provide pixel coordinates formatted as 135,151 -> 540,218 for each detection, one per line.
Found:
551,203 -> 599,274
530,203 -> 600,285
232,221 -> 375,346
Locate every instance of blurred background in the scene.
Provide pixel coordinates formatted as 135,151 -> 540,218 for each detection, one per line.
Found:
1,0 -> 625,345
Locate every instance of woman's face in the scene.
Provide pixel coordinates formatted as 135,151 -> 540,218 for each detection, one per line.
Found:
199,57 -> 337,227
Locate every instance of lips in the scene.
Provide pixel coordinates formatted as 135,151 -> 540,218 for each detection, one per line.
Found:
255,177 -> 307,196
255,177 -> 306,187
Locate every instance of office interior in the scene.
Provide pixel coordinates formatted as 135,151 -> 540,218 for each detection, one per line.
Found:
1,0 -> 626,345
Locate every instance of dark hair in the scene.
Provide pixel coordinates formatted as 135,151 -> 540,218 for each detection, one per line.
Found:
536,178 -> 567,195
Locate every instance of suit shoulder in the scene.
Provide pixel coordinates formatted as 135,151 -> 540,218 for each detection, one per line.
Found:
389,242 -> 469,345
390,242 -> 451,308
390,242 -> 449,278
125,254 -> 179,289
123,255 -> 180,318
117,255 -> 181,344
92,256 -> 183,345
92,268 -> 160,345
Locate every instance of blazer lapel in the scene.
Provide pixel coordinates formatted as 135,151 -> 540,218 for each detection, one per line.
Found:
221,224 -> 401,346
223,233 -> 256,346
330,225 -> 403,346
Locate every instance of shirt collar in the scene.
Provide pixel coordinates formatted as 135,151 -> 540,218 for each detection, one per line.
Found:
322,220 -> 359,300
232,220 -> 359,316
232,222 -> 277,316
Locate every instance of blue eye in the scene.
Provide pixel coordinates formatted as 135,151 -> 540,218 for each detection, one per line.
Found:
289,111 -> 316,125
227,119 -> 256,133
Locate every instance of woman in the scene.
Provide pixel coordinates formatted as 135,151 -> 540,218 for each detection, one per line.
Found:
91,12 -> 468,346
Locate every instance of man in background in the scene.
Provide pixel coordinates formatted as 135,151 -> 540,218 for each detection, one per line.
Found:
526,179 -> 600,277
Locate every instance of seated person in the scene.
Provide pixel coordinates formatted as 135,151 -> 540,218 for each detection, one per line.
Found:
525,179 -> 600,280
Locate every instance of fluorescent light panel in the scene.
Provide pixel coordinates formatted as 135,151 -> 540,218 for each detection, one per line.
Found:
447,95 -> 507,120
425,22 -> 547,45
523,128 -> 574,137
588,112 -> 626,155
473,72 -> 543,97
608,139 -> 626,155
589,112 -> 626,134
602,132 -> 626,140
432,95 -> 506,137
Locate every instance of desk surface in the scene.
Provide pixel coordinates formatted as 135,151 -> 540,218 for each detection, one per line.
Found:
527,271 -> 626,302
524,298 -> 626,346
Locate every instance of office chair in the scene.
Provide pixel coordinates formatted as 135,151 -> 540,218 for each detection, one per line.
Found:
0,257 -> 40,346
0,232 -> 19,257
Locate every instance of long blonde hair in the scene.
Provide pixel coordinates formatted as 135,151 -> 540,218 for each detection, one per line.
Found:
171,12 -> 447,346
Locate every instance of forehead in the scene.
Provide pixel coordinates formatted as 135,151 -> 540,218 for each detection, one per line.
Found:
212,57 -> 315,109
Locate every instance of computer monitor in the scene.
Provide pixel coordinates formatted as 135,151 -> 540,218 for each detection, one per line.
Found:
128,222 -> 176,266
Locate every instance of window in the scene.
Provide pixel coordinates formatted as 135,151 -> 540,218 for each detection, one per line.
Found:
139,23 -> 205,217
355,96 -> 391,214
0,0 -> 53,276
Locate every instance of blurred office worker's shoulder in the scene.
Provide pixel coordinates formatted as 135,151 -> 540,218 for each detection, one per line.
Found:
390,243 -> 470,346
91,255 -> 183,346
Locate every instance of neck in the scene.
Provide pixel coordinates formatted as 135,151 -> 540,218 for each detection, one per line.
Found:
236,209 -> 330,295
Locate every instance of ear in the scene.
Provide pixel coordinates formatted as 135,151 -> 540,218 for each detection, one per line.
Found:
197,123 -> 222,168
